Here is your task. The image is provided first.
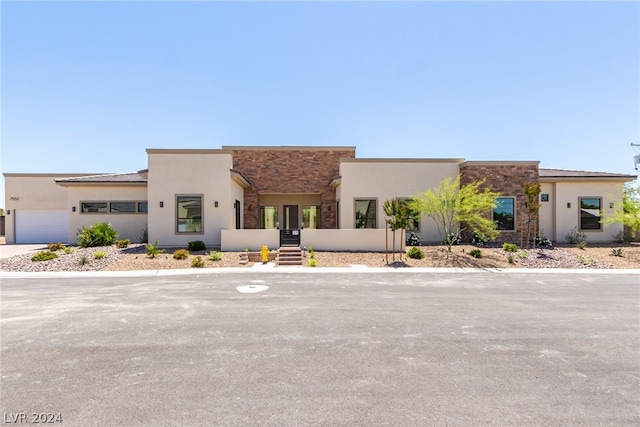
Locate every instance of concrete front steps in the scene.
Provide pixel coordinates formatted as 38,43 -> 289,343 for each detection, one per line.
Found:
277,246 -> 303,266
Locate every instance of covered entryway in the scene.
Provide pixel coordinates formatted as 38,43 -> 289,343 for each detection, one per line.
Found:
15,210 -> 68,243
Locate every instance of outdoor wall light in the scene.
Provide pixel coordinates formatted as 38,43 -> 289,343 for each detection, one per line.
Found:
610,202 -> 614,209
248,205 -> 253,211
215,201 -> 219,208
327,205 -> 331,211
6,210 -> 10,215
72,206 -> 76,212
567,202 -> 571,208
160,201 -> 164,208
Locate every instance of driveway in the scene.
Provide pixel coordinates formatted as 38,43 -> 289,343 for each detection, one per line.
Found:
0,236 -> 50,259
1,271 -> 639,426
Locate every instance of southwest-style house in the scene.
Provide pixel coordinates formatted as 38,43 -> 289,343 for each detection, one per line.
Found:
3,146 -> 637,250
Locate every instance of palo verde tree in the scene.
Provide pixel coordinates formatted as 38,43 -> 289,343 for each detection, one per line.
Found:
601,183 -> 640,240
409,175 -> 500,251
522,182 -> 542,249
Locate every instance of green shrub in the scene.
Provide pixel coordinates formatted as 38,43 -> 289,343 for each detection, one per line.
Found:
565,227 -> 587,245
502,243 -> 518,253
307,246 -> 315,259
63,247 -> 74,254
145,240 -> 165,259
471,232 -> 489,247
577,254 -> 594,265
31,251 -> 59,262
517,251 -> 529,259
308,259 -> 317,267
93,251 -> 108,259
576,240 -> 588,250
173,249 -> 190,260
469,249 -> 482,258
507,254 -> 515,264
191,256 -> 205,268
406,232 -> 421,246
207,251 -> 222,261
79,256 -> 88,266
188,240 -> 206,252
77,222 -> 118,247
115,239 -> 131,248
48,242 -> 65,252
612,248 -> 624,257
534,234 -> 552,247
407,246 -> 425,259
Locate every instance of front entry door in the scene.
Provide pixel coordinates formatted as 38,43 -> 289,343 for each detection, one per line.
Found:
284,205 -> 299,230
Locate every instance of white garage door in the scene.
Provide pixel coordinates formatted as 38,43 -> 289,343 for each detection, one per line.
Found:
15,210 -> 69,244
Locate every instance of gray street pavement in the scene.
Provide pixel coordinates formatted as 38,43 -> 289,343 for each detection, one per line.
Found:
1,271 -> 639,426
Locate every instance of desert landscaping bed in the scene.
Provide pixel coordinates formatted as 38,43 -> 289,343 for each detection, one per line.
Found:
1,242 -> 638,272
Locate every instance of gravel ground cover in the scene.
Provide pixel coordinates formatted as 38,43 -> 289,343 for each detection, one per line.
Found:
1,242 -> 638,272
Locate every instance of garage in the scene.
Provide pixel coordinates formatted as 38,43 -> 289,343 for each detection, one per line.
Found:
15,210 -> 69,244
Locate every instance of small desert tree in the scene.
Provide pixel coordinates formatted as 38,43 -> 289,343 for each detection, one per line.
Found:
409,175 -> 500,251
522,182 -> 542,249
602,183 -> 640,240
383,198 -> 407,262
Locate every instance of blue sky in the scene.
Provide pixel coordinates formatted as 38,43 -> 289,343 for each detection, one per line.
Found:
2,1 -> 639,206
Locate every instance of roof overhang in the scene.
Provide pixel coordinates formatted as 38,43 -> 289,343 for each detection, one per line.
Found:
223,145 -> 356,152
539,176 -> 637,183
55,181 -> 147,188
231,169 -> 251,188
341,158 -> 465,164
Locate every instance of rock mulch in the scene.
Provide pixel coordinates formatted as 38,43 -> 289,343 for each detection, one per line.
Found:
2,243 -> 637,272
0,245 -> 126,272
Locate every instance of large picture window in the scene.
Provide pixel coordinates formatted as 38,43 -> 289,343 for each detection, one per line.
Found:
302,206 -> 321,229
177,196 -> 202,233
493,197 -> 515,231
259,206 -> 278,229
579,197 -> 602,230
355,199 -> 377,229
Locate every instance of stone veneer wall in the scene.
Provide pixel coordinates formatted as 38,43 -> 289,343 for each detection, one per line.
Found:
229,148 -> 356,229
459,163 -> 539,244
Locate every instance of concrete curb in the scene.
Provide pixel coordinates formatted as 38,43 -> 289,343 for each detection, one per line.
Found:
2,267 -> 640,279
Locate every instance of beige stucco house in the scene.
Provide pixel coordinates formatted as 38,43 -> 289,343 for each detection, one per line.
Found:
3,146 -> 636,250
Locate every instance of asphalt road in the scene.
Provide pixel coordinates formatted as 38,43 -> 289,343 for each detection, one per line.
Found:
1,271 -> 639,426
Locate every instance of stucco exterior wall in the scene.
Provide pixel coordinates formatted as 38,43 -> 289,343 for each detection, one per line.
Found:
338,159 -> 462,242
3,174 -> 84,243
231,180 -> 245,229
66,185 -> 148,244
550,181 -> 624,243
225,146 -> 355,229
220,229 -> 279,251
539,182 -> 556,241
146,150 -> 234,248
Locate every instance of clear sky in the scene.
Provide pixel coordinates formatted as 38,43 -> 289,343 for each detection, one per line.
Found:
2,1 -> 639,206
